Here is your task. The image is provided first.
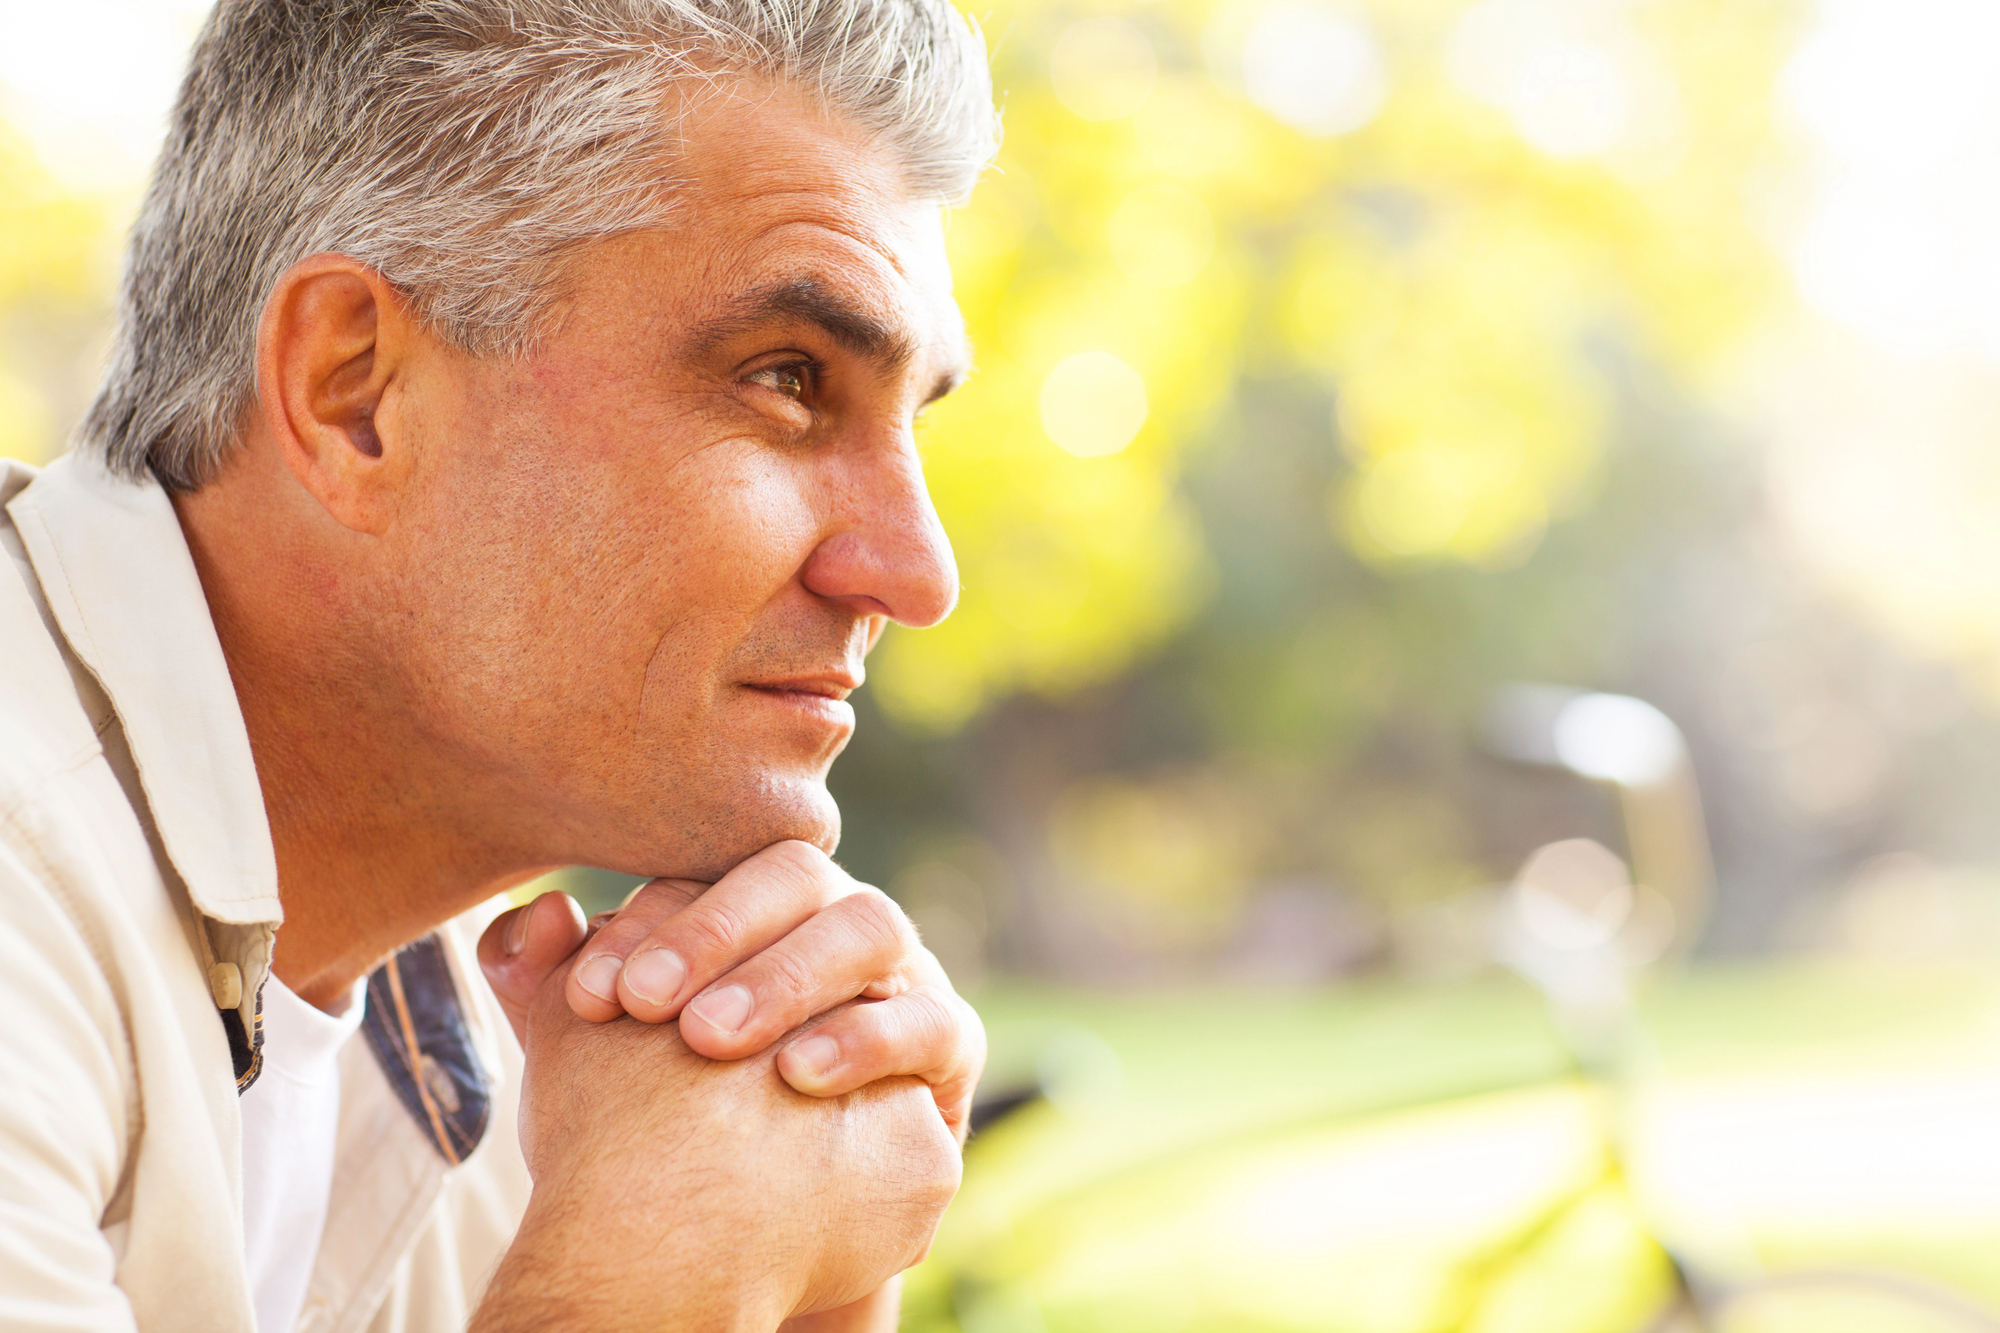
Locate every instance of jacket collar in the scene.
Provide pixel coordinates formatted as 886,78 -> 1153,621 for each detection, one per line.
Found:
7,453 -> 282,926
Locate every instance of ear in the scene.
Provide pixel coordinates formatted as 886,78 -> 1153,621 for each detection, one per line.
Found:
255,254 -> 417,535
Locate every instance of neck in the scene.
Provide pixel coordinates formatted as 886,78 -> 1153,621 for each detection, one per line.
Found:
172,466 -> 548,1012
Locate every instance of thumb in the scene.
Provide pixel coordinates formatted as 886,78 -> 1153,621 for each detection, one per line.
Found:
478,890 -> 588,1047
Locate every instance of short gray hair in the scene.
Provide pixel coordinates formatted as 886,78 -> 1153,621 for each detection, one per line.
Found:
83,0 -> 998,491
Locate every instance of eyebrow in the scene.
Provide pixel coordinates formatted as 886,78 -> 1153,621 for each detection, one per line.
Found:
685,276 -> 968,405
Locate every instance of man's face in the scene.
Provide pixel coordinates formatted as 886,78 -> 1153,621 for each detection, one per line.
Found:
383,78 -> 965,880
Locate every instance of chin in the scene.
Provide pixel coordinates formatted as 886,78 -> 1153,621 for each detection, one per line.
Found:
740,776 -> 843,859
599,769 -> 842,882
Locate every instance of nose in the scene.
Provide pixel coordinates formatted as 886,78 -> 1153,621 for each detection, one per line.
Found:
800,435 -> 959,629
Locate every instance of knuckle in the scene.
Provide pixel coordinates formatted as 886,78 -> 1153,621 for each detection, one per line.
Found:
918,1171 -> 959,1227
843,887 -> 914,953
726,841 -> 844,911
915,1119 -> 963,1202
854,1082 -> 961,1240
809,849 -> 870,907
956,993 -> 988,1059
832,1009 -> 898,1068
584,913 -> 651,958
676,899 -> 750,960
848,883 -> 899,924
764,839 -> 834,890
903,986 -> 962,1053
844,988 -> 959,1072
751,947 -> 819,1011
625,880 -> 678,911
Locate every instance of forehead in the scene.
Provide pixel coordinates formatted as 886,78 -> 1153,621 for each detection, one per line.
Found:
659,75 -> 965,367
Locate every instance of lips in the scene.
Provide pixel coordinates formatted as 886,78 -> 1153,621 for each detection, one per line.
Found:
741,671 -> 860,701
739,681 -> 857,739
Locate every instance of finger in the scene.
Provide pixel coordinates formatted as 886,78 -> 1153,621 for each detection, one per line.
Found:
593,840 -> 853,1023
775,985 -> 985,1143
675,884 -> 931,1058
478,891 -> 588,1045
562,877 -> 710,1021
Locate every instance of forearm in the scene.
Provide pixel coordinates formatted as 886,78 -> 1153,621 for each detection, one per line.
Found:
472,1186 -> 798,1333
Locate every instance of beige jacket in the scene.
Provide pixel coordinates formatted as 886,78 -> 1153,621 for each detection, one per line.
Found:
0,453 -> 532,1333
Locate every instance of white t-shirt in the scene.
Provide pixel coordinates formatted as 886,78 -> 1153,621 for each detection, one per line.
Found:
239,973 -> 368,1333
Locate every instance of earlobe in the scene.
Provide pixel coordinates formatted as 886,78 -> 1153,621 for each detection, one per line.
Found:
256,253 -> 413,535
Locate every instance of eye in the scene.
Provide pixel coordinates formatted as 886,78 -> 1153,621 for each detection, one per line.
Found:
747,363 -> 811,400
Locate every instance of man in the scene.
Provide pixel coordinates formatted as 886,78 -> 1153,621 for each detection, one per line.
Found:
0,0 -> 1000,1329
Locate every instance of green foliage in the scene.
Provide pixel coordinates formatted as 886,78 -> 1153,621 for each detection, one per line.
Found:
873,0 -> 1797,731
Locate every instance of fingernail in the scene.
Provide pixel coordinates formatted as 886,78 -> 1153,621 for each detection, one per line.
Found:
790,1034 -> 839,1080
503,906 -> 530,956
623,949 -> 686,1005
687,984 -> 754,1034
575,953 -> 623,1002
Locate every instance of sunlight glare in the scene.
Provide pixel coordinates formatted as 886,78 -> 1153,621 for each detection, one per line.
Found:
1782,0 -> 2000,358
0,0 -> 210,195
1236,0 -> 1385,138
1552,693 -> 1683,787
1040,352 -> 1150,458
1447,0 -> 1662,164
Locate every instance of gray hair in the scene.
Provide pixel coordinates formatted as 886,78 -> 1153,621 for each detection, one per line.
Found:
83,0 -> 998,491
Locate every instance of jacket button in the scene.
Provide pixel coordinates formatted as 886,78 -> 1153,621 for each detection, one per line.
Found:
209,962 -> 243,1010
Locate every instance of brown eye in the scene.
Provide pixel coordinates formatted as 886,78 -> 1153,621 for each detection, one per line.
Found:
751,365 -> 807,399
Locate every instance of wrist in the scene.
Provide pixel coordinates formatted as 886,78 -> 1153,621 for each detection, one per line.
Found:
779,1276 -> 904,1332
474,1181 -> 799,1333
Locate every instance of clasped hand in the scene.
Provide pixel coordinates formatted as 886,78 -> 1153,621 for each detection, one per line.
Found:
472,841 -> 984,1331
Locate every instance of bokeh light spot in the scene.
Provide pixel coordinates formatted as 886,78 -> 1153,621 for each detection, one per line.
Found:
1040,352 -> 1150,459
1511,40 -> 1631,158
1552,693 -> 1683,787
1050,17 -> 1158,123
1237,0 -> 1386,137
1107,183 -> 1215,288
1447,0 -> 1653,163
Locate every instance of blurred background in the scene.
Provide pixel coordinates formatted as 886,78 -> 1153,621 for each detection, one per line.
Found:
12,0 -> 2000,1327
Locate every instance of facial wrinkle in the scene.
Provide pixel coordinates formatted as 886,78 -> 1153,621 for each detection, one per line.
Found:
684,275 -> 919,369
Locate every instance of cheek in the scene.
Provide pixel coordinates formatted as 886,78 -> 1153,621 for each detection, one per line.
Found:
391,467 -> 607,705
386,387 -> 638,689
417,361 -> 829,701
539,441 -> 825,734
622,447 -> 828,658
